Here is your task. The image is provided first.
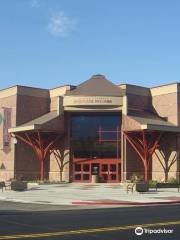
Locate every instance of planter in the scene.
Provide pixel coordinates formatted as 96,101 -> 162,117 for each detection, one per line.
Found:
11,181 -> 28,191
136,182 -> 149,192
156,183 -> 179,188
156,183 -> 180,192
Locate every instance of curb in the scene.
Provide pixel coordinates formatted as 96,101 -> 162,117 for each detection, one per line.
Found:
72,200 -> 180,206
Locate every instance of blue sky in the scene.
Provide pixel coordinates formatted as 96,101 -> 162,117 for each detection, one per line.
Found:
0,0 -> 180,89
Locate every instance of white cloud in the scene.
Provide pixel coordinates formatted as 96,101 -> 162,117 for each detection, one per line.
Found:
47,11 -> 77,37
31,0 -> 40,8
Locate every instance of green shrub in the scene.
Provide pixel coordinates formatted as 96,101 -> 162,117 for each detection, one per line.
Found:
149,180 -> 157,188
167,177 -> 179,184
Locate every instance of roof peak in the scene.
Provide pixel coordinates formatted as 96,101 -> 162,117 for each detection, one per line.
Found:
91,74 -> 106,79
66,74 -> 123,97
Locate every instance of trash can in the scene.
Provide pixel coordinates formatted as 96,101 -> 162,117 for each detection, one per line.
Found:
91,164 -> 99,183
92,174 -> 98,183
11,180 -> 28,191
136,181 -> 149,192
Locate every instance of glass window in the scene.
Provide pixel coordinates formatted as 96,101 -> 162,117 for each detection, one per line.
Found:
74,174 -> 81,180
83,174 -> 90,180
75,164 -> 81,172
71,114 -> 121,159
110,174 -> 117,180
110,164 -> 117,172
102,164 -> 108,172
83,164 -> 90,172
102,174 -> 108,181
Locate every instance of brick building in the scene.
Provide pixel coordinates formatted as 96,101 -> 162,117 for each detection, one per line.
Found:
0,74 -> 180,183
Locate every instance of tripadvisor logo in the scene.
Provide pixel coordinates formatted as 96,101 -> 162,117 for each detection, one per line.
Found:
135,226 -> 173,236
135,227 -> 143,236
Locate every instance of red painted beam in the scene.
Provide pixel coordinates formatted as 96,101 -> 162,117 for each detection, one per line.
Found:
123,130 -> 162,181
12,131 -> 62,181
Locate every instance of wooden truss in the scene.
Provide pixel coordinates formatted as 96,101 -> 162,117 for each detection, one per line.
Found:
123,130 -> 162,181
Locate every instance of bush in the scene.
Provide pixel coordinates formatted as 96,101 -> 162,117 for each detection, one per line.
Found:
149,180 -> 157,188
167,177 -> 179,184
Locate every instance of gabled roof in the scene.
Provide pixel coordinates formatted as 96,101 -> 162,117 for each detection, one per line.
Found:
66,74 -> 123,96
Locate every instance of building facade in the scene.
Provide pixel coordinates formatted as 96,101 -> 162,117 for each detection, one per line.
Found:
0,74 -> 180,183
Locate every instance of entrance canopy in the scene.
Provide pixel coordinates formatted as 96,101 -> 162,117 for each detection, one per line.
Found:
123,112 -> 180,133
9,110 -> 63,133
8,111 -> 64,181
123,112 -> 180,181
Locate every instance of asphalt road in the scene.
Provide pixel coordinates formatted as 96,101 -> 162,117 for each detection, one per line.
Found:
0,201 -> 180,240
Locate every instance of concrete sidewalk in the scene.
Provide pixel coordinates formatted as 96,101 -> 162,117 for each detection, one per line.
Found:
0,183 -> 180,207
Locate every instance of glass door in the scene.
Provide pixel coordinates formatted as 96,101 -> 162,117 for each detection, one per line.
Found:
99,162 -> 120,183
73,162 -> 91,182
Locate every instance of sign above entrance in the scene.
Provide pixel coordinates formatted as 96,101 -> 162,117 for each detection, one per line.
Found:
63,96 -> 123,107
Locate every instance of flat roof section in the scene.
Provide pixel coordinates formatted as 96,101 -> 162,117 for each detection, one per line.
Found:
150,83 -> 179,96
50,85 -> 75,98
0,86 -> 18,99
118,84 -> 150,97
0,85 -> 49,99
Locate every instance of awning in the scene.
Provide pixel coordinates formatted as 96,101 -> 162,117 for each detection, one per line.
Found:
123,113 -> 180,132
9,111 -> 64,133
